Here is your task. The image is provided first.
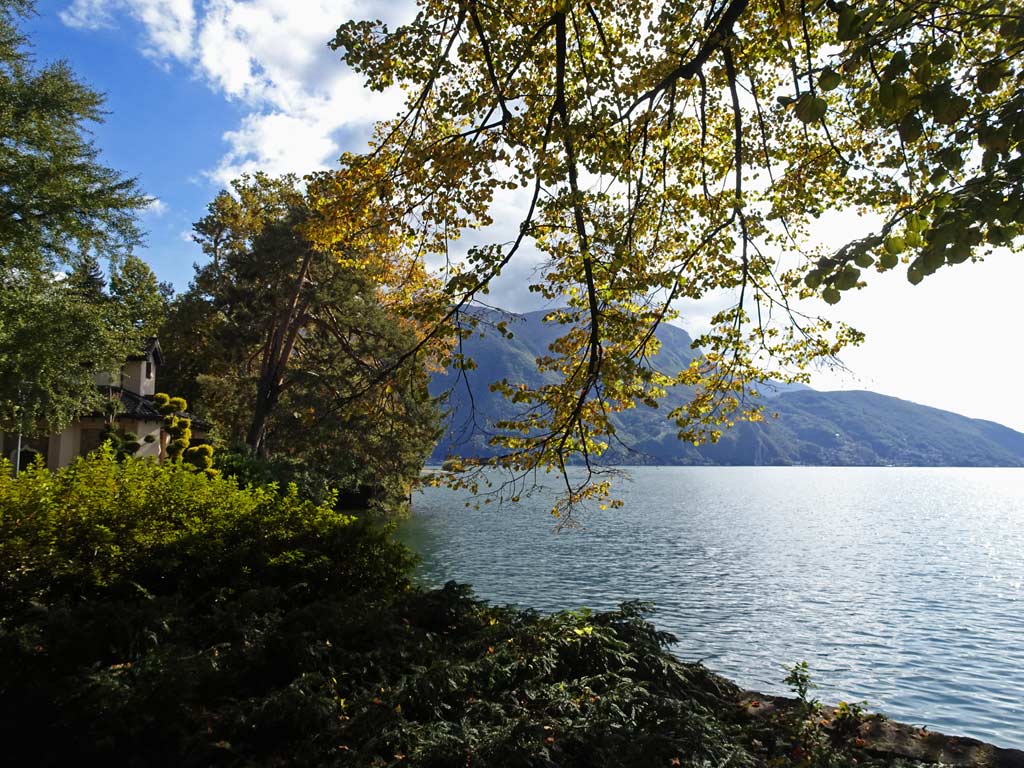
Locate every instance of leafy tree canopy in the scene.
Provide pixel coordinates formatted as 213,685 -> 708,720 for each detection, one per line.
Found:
312,0 -> 1024,512
169,173 -> 444,507
0,270 -> 122,432
0,0 -> 153,433
109,253 -> 171,335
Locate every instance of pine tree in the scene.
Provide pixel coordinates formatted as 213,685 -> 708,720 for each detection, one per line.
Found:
66,254 -> 106,303
0,0 -> 149,433
0,1 -> 146,274
109,254 -> 168,334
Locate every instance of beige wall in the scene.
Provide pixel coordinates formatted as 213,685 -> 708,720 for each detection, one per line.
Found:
122,418 -> 162,459
92,360 -> 157,396
1,418 -> 165,473
122,360 -> 156,396
47,424 -> 80,469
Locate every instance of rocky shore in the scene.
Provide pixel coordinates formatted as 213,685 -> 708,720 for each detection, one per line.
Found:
738,691 -> 1024,767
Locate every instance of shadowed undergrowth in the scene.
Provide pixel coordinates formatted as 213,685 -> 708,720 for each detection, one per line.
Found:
0,452 -> 940,766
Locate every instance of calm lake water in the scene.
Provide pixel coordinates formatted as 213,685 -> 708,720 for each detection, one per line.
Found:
398,467 -> 1024,748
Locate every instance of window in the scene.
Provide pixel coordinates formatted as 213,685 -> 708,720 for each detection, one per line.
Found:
146,361 -> 153,379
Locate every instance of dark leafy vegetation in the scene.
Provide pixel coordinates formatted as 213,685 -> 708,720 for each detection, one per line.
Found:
161,173 -> 443,511
0,452 -> 941,767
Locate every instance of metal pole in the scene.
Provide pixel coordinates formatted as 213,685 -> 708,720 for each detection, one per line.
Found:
13,381 -> 27,477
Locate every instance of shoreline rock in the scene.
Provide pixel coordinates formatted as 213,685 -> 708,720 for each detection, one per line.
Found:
737,690 -> 1024,767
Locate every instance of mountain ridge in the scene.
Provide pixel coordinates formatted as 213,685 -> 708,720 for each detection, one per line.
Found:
430,308 -> 1024,467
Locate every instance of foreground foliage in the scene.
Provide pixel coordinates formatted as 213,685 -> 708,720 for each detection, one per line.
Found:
0,452 -> 940,767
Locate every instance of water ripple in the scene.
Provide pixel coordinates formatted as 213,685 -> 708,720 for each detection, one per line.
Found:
400,467 -> 1024,748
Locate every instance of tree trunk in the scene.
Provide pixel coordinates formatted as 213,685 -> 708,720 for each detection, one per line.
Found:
246,388 -> 278,457
244,247 -> 314,457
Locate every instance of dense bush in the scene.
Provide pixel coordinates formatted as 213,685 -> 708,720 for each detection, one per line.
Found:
215,444 -> 385,511
0,447 -> 410,605
0,450 -> 413,765
0,452 -> 936,767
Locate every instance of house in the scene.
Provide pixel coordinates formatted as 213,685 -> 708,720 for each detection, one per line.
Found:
1,339 -> 207,471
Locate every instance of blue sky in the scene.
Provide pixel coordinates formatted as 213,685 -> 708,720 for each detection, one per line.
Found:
24,1 -> 1024,431
27,6 -> 236,288
28,0 -> 407,289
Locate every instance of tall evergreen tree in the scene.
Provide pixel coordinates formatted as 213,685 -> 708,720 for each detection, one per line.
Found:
176,173 -> 441,505
0,0 -> 149,434
0,1 -> 146,274
66,254 -> 106,303
109,253 -> 168,335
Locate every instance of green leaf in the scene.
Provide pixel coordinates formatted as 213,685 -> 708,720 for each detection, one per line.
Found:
897,113 -> 923,142
878,81 -> 908,110
818,69 -> 842,92
947,242 -> 971,264
922,248 -> 945,273
907,262 -> 924,284
835,265 -> 860,290
882,51 -> 908,80
883,236 -> 905,255
929,40 -> 956,64
837,7 -> 862,41
793,93 -> 812,121
822,287 -> 841,304
912,59 -> 933,85
977,65 -> 1003,94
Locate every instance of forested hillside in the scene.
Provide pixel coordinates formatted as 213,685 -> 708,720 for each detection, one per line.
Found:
431,310 -> 1024,467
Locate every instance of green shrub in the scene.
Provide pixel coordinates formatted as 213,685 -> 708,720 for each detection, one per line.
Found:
215,444 -> 375,511
99,425 -> 141,459
0,451 -> 930,767
0,447 -> 411,606
156,392 -> 195,461
0,448 -> 415,766
184,444 -> 215,473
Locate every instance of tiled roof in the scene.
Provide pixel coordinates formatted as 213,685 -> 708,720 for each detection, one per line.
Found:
117,388 -> 163,420
93,387 -> 211,431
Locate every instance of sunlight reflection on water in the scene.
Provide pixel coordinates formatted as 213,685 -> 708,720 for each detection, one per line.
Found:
399,467 -> 1024,748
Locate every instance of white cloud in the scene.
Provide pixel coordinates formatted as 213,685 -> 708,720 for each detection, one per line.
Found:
144,198 -> 168,216
60,0 -> 195,61
58,0 -> 115,30
61,0 -> 410,184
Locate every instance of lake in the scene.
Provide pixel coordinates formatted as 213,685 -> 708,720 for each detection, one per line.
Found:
398,467 -> 1024,748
